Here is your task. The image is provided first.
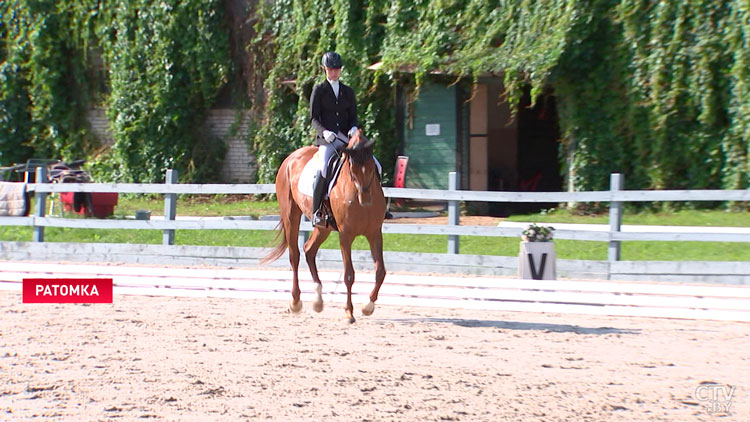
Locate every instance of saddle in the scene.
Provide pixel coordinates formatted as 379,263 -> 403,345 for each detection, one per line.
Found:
298,151 -> 345,231
320,153 -> 346,231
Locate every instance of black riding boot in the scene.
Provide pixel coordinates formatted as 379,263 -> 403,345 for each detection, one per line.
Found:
311,170 -> 328,227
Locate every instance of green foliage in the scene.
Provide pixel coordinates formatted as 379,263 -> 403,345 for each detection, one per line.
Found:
253,0 -> 750,191
380,0 -> 584,104
613,0 -> 733,190
0,0 -> 230,182
3,0 -> 750,191
252,0 -> 399,183
725,1 -> 750,189
94,0 -> 230,182
0,1 -> 94,166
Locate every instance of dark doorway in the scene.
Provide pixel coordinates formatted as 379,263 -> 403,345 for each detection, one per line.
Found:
515,87 -> 562,213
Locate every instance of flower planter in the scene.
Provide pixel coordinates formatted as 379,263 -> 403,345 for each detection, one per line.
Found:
518,241 -> 556,280
61,192 -> 118,218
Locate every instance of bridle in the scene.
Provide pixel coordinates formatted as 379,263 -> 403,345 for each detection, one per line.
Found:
348,155 -> 375,196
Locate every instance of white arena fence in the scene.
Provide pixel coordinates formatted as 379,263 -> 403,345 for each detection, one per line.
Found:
1,169 -> 749,283
2,261 -> 750,322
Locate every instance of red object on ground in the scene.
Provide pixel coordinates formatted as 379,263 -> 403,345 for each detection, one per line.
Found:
60,192 -> 118,218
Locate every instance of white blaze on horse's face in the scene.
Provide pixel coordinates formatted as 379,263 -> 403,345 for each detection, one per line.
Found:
350,160 -> 374,206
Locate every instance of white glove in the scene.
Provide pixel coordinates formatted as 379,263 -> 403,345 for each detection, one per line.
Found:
348,126 -> 358,137
323,130 -> 336,143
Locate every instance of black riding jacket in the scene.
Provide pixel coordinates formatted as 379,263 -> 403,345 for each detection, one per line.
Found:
310,80 -> 358,147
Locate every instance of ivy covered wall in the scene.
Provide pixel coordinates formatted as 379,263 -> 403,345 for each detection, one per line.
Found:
2,1 -> 749,191
255,0 -> 750,191
0,1 -> 92,166
250,0 -> 399,184
1,0 -> 230,182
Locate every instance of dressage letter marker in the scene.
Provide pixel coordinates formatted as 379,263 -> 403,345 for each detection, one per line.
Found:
528,253 -> 548,280
23,278 -> 113,303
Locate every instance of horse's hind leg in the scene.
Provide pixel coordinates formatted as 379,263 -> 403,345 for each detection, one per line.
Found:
284,202 -> 304,313
362,231 -> 386,316
304,228 -> 331,313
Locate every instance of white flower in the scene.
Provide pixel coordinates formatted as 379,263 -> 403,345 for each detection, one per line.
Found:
521,223 -> 555,242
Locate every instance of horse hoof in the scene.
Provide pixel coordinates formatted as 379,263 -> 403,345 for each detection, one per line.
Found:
346,311 -> 356,324
361,301 -> 375,316
312,284 -> 323,312
313,300 -> 324,313
289,300 -> 303,314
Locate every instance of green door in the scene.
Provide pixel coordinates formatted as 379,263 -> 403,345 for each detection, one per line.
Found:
403,82 -> 457,190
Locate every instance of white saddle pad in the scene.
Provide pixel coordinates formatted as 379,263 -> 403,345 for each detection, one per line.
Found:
297,152 -> 338,198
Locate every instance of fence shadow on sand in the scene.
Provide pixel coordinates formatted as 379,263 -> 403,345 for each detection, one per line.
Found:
379,317 -> 642,335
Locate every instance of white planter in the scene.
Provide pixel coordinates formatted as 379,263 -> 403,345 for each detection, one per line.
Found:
518,241 -> 556,280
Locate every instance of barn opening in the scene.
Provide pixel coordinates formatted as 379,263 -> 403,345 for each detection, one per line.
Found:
398,77 -> 562,217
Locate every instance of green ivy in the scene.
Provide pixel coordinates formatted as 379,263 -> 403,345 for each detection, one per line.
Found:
3,1 -> 750,192
1,0 -> 230,183
725,1 -> 750,189
254,0 -> 750,192
252,0 -> 399,183
0,1 -> 93,166
93,0 -> 230,182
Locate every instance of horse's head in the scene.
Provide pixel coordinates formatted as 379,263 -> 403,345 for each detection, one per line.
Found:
345,128 -> 375,151
344,130 -> 377,206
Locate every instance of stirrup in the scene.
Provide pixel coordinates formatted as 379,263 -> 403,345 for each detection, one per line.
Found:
312,211 -> 326,228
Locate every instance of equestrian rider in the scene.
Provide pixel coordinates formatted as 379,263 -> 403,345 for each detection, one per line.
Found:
309,51 -> 358,227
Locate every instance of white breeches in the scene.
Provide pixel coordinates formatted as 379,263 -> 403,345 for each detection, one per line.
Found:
318,144 -> 337,178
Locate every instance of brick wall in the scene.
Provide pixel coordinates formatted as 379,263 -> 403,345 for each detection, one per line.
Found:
86,108 -> 257,182
208,109 -> 256,183
87,108 -> 115,147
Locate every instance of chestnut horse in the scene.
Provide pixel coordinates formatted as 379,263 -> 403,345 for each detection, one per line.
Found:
260,130 -> 386,323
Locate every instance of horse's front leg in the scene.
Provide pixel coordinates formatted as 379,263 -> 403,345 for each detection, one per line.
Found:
339,233 -> 356,323
304,227 -> 331,312
362,231 -> 386,316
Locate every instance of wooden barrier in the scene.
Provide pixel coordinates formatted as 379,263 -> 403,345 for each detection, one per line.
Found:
2,170 -> 749,282
2,261 -> 749,322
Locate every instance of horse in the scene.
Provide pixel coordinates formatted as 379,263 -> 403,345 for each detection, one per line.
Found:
260,130 -> 387,323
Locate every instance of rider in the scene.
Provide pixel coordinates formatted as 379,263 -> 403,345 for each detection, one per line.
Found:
309,51 -> 358,227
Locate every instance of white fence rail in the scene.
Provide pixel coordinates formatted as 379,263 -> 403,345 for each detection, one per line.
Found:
15,170 -> 750,246
2,169 -> 749,283
2,262 -> 750,321
25,181 -> 750,201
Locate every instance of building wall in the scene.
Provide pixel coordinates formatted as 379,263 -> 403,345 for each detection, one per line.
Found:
486,79 -> 518,191
87,108 -> 115,147
208,109 -> 256,183
469,84 -> 489,191
86,108 -> 257,183
403,83 -> 457,190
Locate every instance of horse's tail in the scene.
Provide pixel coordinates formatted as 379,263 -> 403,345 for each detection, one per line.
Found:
261,158 -> 292,266
260,220 -> 287,265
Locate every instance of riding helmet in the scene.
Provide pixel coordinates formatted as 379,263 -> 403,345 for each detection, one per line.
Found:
321,51 -> 343,69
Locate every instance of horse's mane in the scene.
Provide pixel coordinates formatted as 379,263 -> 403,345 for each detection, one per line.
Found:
345,131 -> 374,166
346,145 -> 373,166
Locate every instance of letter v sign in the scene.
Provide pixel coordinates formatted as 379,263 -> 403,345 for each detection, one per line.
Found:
527,253 -> 548,280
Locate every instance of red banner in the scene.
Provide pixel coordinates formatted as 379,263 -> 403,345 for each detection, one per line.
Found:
23,278 -> 113,303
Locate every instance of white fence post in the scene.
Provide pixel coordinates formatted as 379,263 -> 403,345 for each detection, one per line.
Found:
608,173 -> 624,262
163,169 -> 178,245
33,166 -> 48,242
448,171 -> 459,254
